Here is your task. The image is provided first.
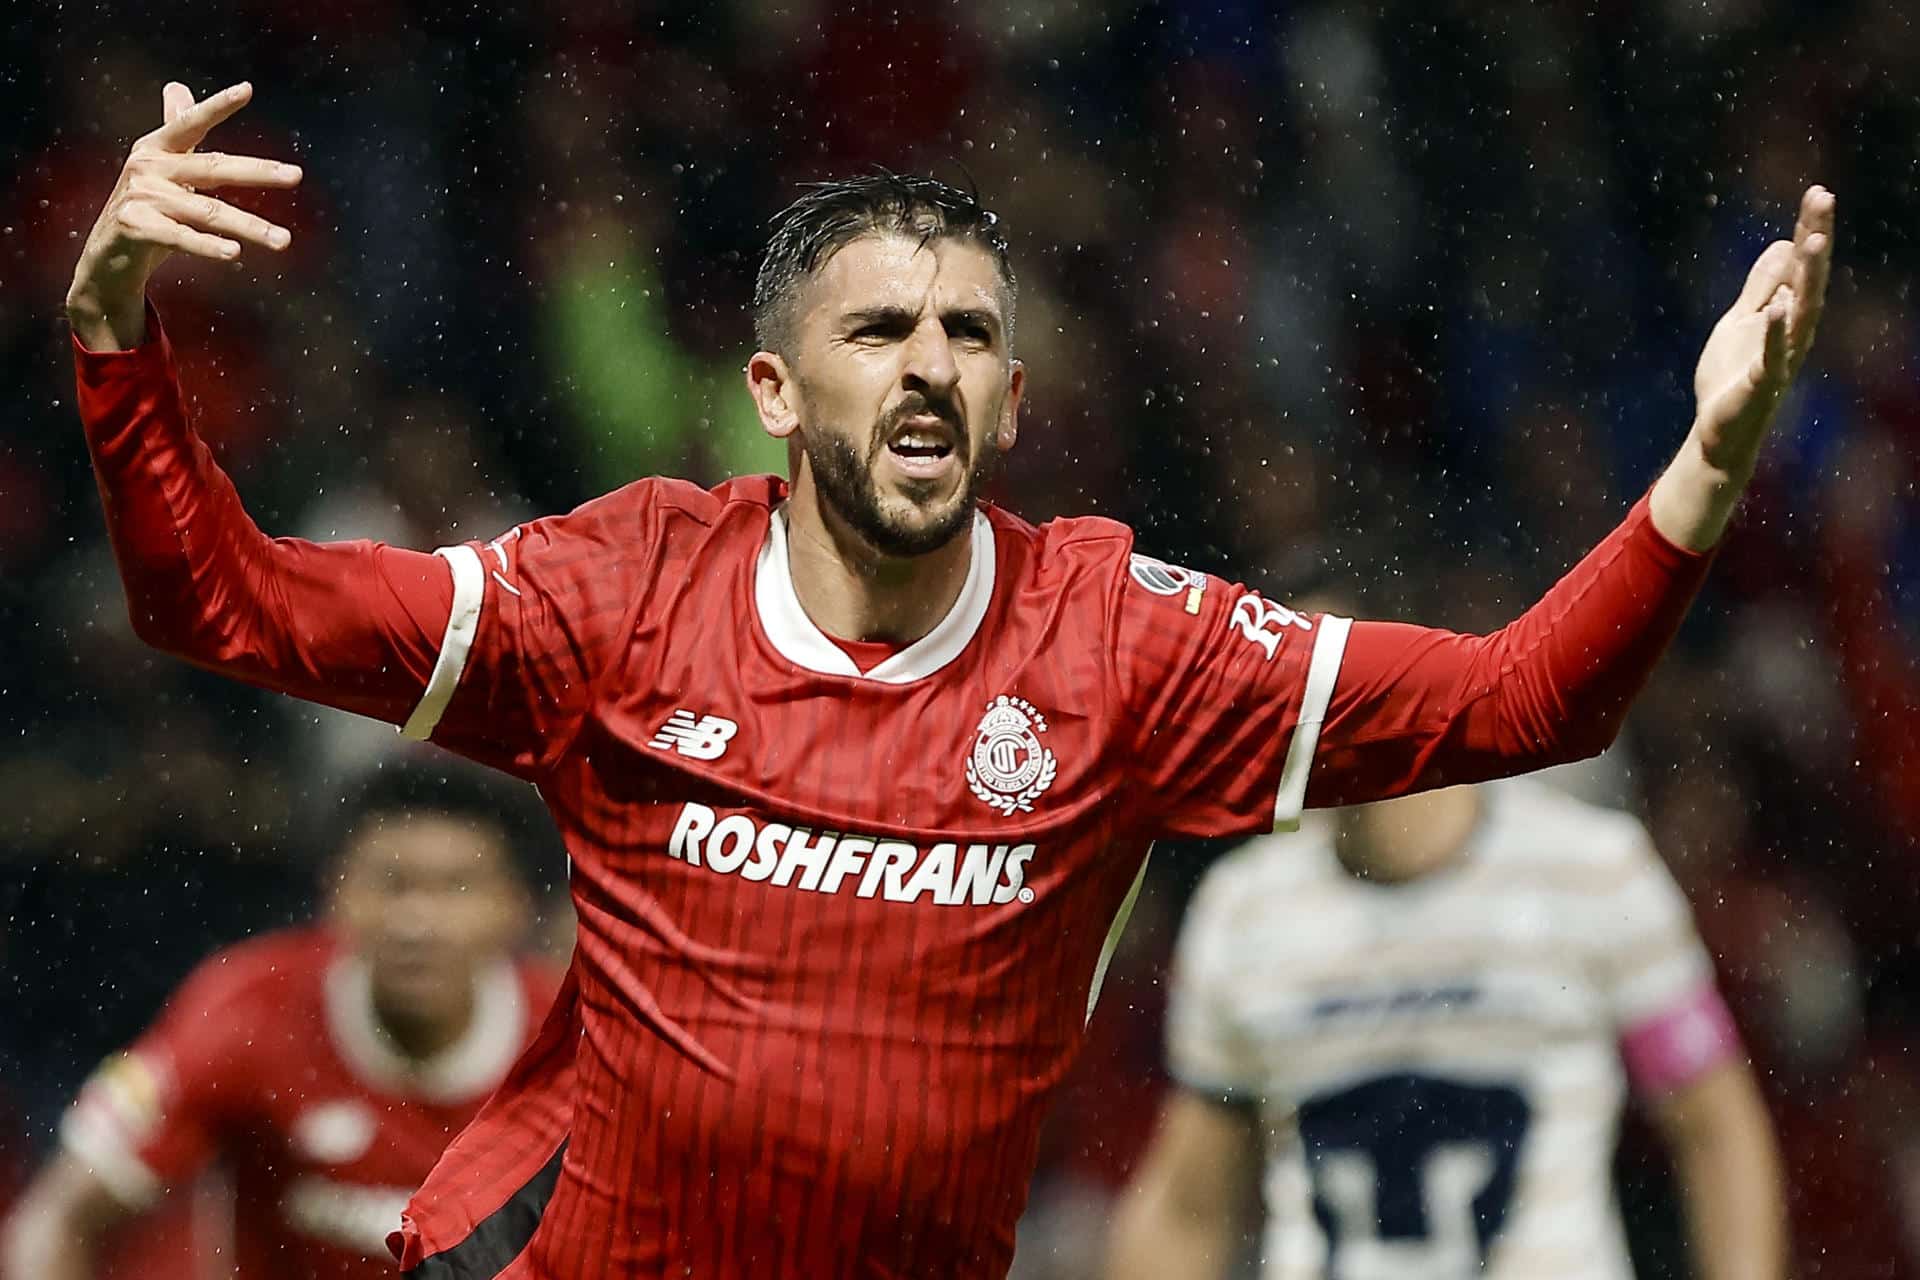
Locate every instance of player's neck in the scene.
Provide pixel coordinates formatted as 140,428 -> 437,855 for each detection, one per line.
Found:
782,487 -> 974,645
1335,786 -> 1484,884
372,983 -> 476,1062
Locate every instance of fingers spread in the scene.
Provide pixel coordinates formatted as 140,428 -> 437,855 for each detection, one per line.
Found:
168,153 -> 303,191
151,188 -> 291,251
152,81 -> 253,153
121,204 -> 241,262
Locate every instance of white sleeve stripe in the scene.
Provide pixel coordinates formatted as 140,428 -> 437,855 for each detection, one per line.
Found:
400,544 -> 486,742
59,1107 -> 162,1209
1272,614 -> 1353,832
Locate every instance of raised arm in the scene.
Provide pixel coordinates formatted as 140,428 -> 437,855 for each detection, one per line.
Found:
73,307 -> 454,728
1649,185 -> 1835,551
66,82 -> 459,727
70,81 -> 668,778
66,82 -> 299,352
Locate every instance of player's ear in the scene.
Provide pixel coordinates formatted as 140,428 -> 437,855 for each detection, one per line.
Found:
747,351 -> 801,441
996,360 -> 1024,454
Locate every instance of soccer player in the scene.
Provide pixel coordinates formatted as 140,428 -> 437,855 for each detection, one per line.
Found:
1105,778 -> 1785,1280
1,769 -> 561,1280
59,79 -> 1831,1279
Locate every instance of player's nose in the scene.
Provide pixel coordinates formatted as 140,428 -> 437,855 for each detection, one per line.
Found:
901,319 -> 959,397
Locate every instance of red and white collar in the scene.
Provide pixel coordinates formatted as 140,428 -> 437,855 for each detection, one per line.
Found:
753,505 -> 996,684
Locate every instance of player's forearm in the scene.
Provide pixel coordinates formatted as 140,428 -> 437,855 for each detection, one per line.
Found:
1647,431 -> 1751,553
1310,493 -> 1712,805
2,1199 -> 102,1280
1,1225 -> 96,1280
1106,1189 -> 1237,1280
1661,1067 -> 1788,1280
73,309 -> 448,721
76,308 -> 275,659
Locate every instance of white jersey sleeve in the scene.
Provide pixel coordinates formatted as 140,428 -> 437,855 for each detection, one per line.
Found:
1576,818 -> 1718,1030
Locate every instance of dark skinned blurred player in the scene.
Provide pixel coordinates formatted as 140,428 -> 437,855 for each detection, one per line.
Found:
1,769 -> 564,1280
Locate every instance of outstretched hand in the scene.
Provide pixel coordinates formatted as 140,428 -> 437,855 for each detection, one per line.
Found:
1691,185 -> 1836,474
66,81 -> 302,351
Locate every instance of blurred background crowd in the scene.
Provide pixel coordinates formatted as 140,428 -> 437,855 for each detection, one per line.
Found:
1,0 -> 1915,1275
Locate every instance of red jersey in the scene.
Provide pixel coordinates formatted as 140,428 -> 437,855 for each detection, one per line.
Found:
74,315 -> 1712,1278
61,927 -> 556,1279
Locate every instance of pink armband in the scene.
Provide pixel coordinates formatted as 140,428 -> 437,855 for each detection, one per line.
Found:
1619,984 -> 1742,1096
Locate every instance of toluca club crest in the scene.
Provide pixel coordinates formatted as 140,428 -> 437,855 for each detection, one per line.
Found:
967,695 -> 1058,815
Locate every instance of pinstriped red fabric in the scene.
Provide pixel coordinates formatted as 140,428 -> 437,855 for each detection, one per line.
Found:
76,314 -> 1711,1279
379,478 -> 1329,1278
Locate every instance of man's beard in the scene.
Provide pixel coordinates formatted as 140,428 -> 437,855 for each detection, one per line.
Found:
803,402 -> 998,558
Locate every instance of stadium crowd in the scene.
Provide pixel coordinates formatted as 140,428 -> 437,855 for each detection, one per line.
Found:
1,1 -> 1914,1276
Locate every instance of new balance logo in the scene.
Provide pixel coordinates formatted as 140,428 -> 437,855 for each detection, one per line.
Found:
649,710 -> 738,761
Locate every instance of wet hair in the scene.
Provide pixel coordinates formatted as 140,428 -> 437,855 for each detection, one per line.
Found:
323,763 -> 556,890
752,171 -> 1016,355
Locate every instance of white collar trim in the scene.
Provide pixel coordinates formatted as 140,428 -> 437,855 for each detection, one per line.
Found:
754,506 -> 996,684
323,954 -> 525,1103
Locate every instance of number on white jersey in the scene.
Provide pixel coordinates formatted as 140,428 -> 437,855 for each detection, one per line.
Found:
1298,1073 -> 1531,1279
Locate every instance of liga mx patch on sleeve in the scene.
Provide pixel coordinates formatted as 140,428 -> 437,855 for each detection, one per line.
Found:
82,1051 -> 167,1141
1128,553 -> 1209,614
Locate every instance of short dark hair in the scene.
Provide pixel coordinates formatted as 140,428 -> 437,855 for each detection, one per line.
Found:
323,763 -> 557,890
752,171 -> 1016,354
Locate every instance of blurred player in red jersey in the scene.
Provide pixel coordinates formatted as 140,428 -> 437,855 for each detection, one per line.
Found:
58,79 -> 1832,1279
1,769 -> 563,1280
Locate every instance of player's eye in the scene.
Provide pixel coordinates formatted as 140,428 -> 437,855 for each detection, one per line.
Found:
946,319 -> 995,348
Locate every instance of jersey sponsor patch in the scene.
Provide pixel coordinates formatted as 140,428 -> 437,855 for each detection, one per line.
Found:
667,802 -> 1036,905
84,1052 -> 165,1141
966,695 -> 1058,816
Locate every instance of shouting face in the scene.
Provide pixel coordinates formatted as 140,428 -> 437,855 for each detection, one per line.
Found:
750,233 -> 1023,557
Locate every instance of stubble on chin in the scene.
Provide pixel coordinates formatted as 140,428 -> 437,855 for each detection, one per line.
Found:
804,427 -> 992,559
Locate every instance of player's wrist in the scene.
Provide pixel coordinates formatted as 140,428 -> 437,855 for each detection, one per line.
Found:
66,282 -> 147,353
1649,439 -> 1748,553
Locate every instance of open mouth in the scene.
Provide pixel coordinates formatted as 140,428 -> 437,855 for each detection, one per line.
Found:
886,416 -> 959,468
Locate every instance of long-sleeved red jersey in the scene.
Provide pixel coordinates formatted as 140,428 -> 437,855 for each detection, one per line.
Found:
60,927 -> 557,1279
75,312 -> 1711,1279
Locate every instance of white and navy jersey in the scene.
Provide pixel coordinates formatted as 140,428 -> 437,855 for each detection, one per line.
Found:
1168,778 -> 1732,1280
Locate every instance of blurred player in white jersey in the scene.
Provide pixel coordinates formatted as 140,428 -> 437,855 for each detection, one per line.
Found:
1107,776 -> 1785,1280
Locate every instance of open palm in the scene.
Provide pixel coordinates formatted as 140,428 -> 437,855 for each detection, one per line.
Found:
1691,185 -> 1835,475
